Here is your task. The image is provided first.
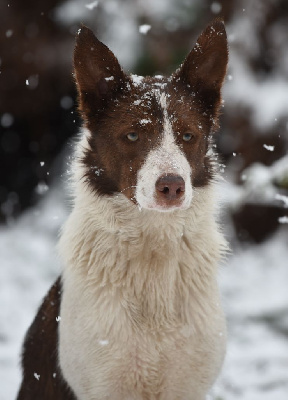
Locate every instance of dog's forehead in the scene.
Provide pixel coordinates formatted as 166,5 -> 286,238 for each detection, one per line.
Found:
123,74 -> 192,122
129,75 -> 168,106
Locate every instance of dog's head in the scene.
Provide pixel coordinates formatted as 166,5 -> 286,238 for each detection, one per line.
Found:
74,20 -> 228,212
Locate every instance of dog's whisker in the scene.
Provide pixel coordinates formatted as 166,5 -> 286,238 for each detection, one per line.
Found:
119,185 -> 137,193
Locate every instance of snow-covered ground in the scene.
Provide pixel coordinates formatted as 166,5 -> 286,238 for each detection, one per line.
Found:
0,181 -> 288,400
0,186 -> 68,400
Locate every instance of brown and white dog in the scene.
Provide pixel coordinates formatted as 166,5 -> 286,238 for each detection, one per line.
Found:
17,19 -> 228,400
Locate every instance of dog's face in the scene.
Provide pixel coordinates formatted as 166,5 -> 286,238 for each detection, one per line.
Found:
74,21 -> 228,211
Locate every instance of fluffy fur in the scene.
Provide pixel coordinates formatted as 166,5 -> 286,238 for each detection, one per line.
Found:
59,155 -> 227,399
17,19 -> 228,400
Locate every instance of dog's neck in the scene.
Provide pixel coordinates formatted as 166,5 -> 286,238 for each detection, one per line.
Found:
59,168 -> 226,330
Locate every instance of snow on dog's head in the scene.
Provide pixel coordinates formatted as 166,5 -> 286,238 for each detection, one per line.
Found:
134,91 -> 193,211
73,21 -> 228,211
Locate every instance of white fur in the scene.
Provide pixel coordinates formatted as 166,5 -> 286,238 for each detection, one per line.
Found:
58,129 -> 227,400
135,92 -> 193,211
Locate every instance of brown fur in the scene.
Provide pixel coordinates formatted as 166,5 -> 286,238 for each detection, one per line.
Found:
17,19 -> 228,400
17,278 -> 76,400
76,20 -> 228,200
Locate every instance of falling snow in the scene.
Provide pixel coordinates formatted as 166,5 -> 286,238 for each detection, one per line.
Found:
33,373 -> 40,381
85,1 -> 98,10
278,216 -> 288,224
139,24 -> 151,35
275,193 -> 288,208
5,29 -> 13,38
263,144 -> 275,151
1,113 -> 14,128
1,2 -> 288,399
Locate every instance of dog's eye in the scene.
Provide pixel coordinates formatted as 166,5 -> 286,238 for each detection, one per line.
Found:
183,133 -> 194,142
126,132 -> 139,142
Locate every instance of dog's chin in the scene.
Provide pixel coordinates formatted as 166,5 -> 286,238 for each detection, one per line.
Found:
137,200 -> 192,213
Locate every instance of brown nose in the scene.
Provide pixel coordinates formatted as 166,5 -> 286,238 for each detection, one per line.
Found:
155,174 -> 185,202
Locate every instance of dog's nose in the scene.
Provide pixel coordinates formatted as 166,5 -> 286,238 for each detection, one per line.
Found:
155,174 -> 185,202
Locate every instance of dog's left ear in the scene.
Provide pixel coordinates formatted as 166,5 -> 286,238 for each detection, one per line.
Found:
173,19 -> 228,111
74,26 -> 126,116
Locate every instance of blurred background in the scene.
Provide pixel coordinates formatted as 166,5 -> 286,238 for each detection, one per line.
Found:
0,1 -> 288,399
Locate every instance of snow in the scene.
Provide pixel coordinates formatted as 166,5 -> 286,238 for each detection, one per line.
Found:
1,2 -> 288,397
133,99 -> 142,106
55,0 -> 141,69
275,194 -> 288,208
33,373 -> 40,381
60,96 -> 73,110
85,1 -> 98,10
0,113 -> 14,128
139,118 -> 152,125
104,76 -> 114,81
0,186 -> 68,399
223,155 -> 288,208
211,2 -> 222,14
139,24 -> 151,35
25,75 -> 39,90
224,48 -> 288,130
131,74 -> 144,87
91,166 -> 104,176
5,29 -> 13,38
1,180 -> 287,399
213,231 -> 288,400
35,182 -> 49,195
263,144 -> 275,152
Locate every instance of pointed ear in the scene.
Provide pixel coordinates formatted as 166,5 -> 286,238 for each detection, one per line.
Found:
173,19 -> 228,108
74,26 -> 126,115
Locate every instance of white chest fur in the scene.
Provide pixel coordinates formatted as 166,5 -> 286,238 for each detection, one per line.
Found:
58,184 -> 227,400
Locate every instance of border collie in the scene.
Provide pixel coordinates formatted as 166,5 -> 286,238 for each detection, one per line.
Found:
17,19 -> 228,400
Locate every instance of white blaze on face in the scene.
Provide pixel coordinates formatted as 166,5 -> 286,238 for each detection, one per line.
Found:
135,92 -> 193,211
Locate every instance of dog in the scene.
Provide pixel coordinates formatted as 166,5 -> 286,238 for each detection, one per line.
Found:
17,19 -> 228,400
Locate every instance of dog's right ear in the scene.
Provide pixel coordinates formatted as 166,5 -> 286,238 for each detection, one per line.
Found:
74,26 -> 126,115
